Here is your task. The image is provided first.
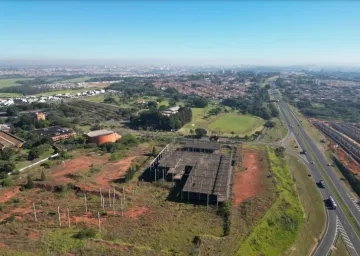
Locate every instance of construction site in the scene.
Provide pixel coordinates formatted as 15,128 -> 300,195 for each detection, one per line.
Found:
146,142 -> 233,205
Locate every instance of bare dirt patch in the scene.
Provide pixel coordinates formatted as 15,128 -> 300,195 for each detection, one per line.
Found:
233,148 -> 264,206
94,156 -> 136,189
0,186 -> 20,203
124,206 -> 151,219
28,231 -> 41,240
50,155 -> 107,183
0,242 -> 7,248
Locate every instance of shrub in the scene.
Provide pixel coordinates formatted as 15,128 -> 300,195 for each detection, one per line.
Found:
2,178 -> 13,187
40,171 -> 46,181
25,175 -> 34,189
73,228 -> 96,239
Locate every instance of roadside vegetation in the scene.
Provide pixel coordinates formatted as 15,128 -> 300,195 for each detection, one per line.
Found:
236,147 -> 304,256
285,155 -> 326,256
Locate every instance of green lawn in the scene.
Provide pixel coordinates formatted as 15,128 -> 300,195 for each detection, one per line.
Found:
179,108 -> 264,137
209,113 -> 264,134
0,78 -> 32,89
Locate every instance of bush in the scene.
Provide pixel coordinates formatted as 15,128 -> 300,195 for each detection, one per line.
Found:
2,178 -> 13,187
73,228 -> 96,239
195,128 -> 207,138
40,171 -> 46,181
275,147 -> 286,158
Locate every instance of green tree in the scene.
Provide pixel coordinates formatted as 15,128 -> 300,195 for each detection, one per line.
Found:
152,146 -> 157,157
0,148 -> 16,160
6,106 -> 19,116
26,175 -> 34,189
195,128 -> 207,138
275,147 -> 286,158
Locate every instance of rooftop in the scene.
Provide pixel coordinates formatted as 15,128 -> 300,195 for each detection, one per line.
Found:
158,145 -> 232,202
33,125 -> 74,137
86,130 -> 115,137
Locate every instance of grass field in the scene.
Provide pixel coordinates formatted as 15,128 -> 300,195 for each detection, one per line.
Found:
0,92 -> 22,98
330,235 -> 351,256
0,78 -> 32,89
260,117 -> 288,143
34,88 -> 91,96
179,107 -> 264,137
285,155 -> 326,256
56,76 -> 94,83
236,147 -> 304,256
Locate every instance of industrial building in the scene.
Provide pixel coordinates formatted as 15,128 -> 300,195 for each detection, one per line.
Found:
0,131 -> 25,150
86,130 -> 122,145
33,112 -> 46,121
149,142 -> 233,204
33,125 -> 76,142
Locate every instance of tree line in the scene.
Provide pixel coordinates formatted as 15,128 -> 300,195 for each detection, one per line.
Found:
130,107 -> 192,131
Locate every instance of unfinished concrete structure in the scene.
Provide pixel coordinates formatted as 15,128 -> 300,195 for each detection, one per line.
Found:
148,142 -> 233,204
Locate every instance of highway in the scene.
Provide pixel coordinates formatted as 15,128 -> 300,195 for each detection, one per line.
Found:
270,85 -> 360,256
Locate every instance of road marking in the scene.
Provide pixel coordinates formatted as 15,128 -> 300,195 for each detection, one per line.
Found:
347,193 -> 360,212
336,216 -> 359,255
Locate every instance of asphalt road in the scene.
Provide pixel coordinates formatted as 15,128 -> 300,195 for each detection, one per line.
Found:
270,86 -> 360,255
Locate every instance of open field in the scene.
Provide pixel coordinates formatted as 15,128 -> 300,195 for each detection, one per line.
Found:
56,76 -> 94,83
285,155 -> 326,256
0,92 -> 22,98
0,142 -> 227,255
179,109 -> 264,137
235,147 -> 304,256
197,145 -> 276,256
0,78 -> 32,89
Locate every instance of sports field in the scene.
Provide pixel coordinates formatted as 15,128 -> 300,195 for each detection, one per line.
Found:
179,108 -> 264,137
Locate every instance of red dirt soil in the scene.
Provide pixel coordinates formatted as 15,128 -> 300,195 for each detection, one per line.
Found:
50,155 -> 107,183
71,213 -> 100,225
327,142 -> 360,175
233,149 -> 263,206
0,186 -> 20,203
0,242 -> 7,248
28,232 -> 41,240
95,156 -> 136,190
125,206 -> 151,219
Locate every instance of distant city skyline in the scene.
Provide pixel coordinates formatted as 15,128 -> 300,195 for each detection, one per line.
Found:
1,1 -> 360,67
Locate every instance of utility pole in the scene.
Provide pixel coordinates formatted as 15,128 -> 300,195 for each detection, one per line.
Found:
109,189 -> 112,207
33,202 -> 37,222
84,193 -> 88,213
98,212 -> 101,232
57,206 -> 61,227
67,208 -> 71,228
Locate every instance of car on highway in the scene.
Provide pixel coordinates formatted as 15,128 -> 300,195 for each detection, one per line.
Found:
311,161 -> 315,164
319,180 -> 326,188
329,196 -> 337,210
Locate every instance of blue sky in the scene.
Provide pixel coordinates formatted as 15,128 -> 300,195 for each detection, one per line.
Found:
1,1 -> 360,66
